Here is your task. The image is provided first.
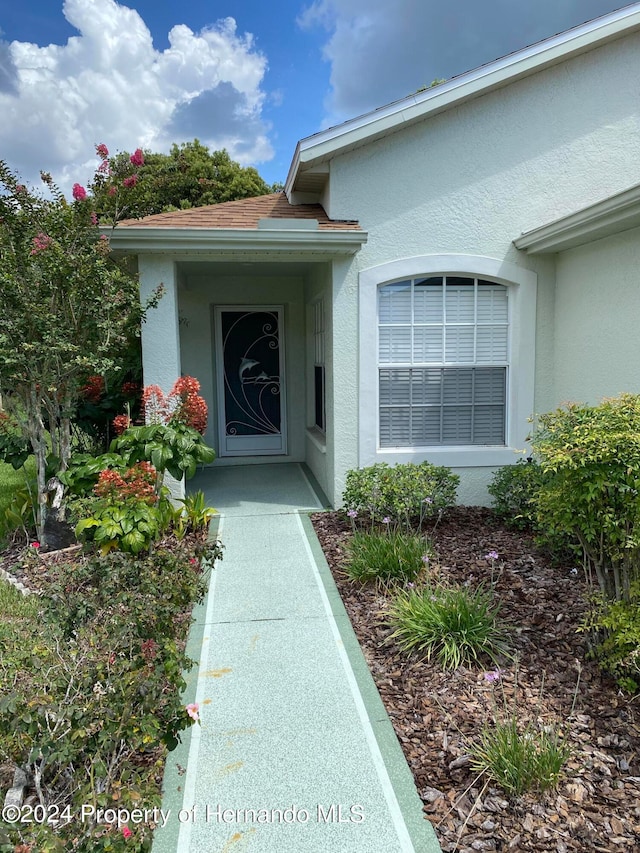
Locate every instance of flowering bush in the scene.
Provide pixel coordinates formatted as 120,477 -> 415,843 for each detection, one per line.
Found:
80,373 -> 106,404
72,182 -> 88,201
0,534 -> 222,852
130,148 -> 145,167
113,413 -> 131,435
142,376 -> 209,434
0,155 -> 157,543
342,461 -> 459,529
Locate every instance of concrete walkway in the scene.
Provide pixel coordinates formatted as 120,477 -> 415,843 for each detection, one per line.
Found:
152,463 -> 441,853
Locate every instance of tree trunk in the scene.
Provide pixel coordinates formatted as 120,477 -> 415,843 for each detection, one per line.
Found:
26,385 -> 49,544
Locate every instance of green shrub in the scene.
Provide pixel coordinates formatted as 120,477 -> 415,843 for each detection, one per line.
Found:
469,716 -> 569,796
488,458 -> 546,530
0,537 -> 222,852
532,393 -> 640,601
388,583 -> 510,669
75,498 -> 162,554
58,451 -> 130,496
0,411 -> 30,469
3,480 -> 37,541
488,458 -> 575,562
344,529 -> 431,584
44,538 -> 221,640
342,461 -> 458,528
110,421 -> 215,484
581,587 -> 640,692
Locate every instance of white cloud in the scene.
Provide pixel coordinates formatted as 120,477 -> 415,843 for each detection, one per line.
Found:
298,0 -> 630,127
0,0 -> 273,192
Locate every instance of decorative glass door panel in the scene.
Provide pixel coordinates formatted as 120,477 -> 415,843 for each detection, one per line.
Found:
215,307 -> 287,456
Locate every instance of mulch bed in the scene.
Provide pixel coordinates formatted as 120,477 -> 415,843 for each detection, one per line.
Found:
311,507 -> 640,853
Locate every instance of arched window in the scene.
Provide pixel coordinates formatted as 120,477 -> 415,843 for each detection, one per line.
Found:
378,276 -> 508,446
358,255 -> 536,469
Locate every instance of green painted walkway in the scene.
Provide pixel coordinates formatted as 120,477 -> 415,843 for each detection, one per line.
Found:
152,463 -> 441,853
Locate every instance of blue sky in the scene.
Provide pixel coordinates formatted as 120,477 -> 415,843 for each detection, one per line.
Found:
0,0 -> 632,194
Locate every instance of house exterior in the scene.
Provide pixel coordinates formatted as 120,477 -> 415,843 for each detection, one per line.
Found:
109,3 -> 640,507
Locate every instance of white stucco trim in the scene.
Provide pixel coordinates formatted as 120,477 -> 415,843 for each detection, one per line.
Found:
514,182 -> 640,253
286,4 -> 640,195
306,427 -> 327,454
106,226 -> 366,255
358,255 -> 537,469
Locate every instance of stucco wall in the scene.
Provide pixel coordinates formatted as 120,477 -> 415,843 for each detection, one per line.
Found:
322,31 -> 640,505
178,271 -> 307,466
553,225 -> 640,406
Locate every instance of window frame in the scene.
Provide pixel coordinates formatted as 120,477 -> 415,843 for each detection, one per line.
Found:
378,276 -> 509,447
312,298 -> 326,433
358,255 -> 537,469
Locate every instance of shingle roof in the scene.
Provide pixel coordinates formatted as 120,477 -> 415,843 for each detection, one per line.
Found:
116,192 -> 360,231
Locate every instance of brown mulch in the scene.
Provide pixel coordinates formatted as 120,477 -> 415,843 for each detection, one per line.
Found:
311,507 -> 640,853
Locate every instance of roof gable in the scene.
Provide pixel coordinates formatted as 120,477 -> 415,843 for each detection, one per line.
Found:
287,3 -> 640,198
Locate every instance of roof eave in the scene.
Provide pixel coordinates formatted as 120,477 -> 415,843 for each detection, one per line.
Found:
286,3 -> 640,197
105,226 -> 367,255
514,183 -> 640,253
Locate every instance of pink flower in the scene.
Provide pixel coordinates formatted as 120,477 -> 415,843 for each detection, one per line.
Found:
123,174 -> 138,188
484,669 -> 503,683
30,541 -> 41,549
98,159 -> 110,174
15,184 -> 26,193
186,702 -> 199,722
347,509 -> 358,519
72,183 -> 87,201
122,825 -> 132,840
96,143 -> 109,159
130,148 -> 144,167
30,233 -> 52,255
107,185 -> 117,196
90,212 -> 98,225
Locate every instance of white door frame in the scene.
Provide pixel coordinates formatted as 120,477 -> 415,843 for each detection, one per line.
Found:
214,305 -> 287,457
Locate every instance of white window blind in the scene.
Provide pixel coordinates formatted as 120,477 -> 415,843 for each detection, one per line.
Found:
378,277 -> 508,447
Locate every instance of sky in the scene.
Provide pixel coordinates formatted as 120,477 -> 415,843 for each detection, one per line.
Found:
0,0 -> 634,194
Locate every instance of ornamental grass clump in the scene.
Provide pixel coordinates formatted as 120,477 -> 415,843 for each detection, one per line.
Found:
388,582 -> 510,670
468,667 -> 571,796
470,716 -> 570,797
344,528 -> 432,585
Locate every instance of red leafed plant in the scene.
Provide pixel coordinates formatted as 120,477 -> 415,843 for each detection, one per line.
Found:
94,461 -> 158,504
141,376 -> 208,434
170,376 -> 208,434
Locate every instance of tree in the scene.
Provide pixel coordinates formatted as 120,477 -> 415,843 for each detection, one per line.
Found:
0,162 -> 156,544
90,139 -> 275,222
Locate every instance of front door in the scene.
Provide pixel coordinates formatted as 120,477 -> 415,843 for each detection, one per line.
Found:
215,307 -> 287,456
